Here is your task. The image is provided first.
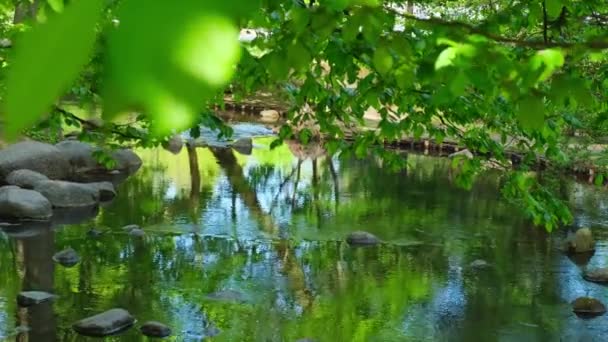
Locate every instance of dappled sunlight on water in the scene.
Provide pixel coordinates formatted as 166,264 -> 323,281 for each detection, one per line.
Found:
1,132 -> 608,341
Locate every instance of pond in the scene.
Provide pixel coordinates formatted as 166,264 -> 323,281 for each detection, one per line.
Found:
1,131 -> 608,341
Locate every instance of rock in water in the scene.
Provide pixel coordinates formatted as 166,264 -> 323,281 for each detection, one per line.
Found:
205,290 -> 246,302
230,138 -> 253,155
86,182 -> 117,201
6,169 -> 49,189
53,248 -> 80,267
112,149 -> 143,173
469,259 -> 491,269
449,149 -> 474,160
87,228 -> 103,238
0,186 -> 53,220
0,141 -> 70,180
73,308 -> 135,337
564,228 -> 595,254
572,297 -> 607,318
163,134 -> 184,154
56,140 -> 142,176
34,180 -> 100,208
259,109 -> 280,122
346,231 -> 380,246
140,321 -> 171,338
129,228 -> 145,237
583,267 -> 608,284
122,224 -> 140,232
17,291 -> 56,307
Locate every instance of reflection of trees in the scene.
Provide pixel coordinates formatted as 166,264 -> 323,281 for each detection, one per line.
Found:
0,139 -> 593,341
210,147 -> 278,234
16,229 -> 57,341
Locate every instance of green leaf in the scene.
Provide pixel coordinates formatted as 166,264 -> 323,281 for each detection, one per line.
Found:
373,45 -> 393,76
449,71 -> 468,96
3,0 -> 103,139
287,41 -> 311,72
517,95 -> 545,130
545,0 -> 563,20
47,0 -> 64,13
595,174 -> 604,186
395,65 -> 414,89
435,47 -> 457,70
531,48 -> 564,82
103,1 -> 243,135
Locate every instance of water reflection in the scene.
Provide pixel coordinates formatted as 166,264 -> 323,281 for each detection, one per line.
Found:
0,135 -> 607,341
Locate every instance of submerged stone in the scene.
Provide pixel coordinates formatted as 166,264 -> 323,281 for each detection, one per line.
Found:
129,228 -> 145,237
140,321 -> 171,338
73,308 -> 135,337
469,259 -> 491,269
346,231 -> 380,246
564,228 -> 595,254
205,290 -> 246,302
53,247 -> 80,267
122,224 -> 140,232
17,291 -> 56,307
583,267 -> 608,284
231,138 -> 253,155
87,228 -> 103,238
572,297 -> 606,318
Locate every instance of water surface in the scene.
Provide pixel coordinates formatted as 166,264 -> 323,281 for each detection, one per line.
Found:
1,135 -> 608,341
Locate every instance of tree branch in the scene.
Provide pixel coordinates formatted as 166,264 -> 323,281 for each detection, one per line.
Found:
386,7 -> 608,50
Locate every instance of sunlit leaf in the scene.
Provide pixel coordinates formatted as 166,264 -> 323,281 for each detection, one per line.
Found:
47,0 -> 64,12
435,47 -> 456,70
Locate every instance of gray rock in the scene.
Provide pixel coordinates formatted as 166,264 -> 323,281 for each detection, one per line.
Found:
73,308 -> 135,337
0,141 -> 70,179
34,180 -> 99,208
87,228 -> 103,238
52,206 -> 99,225
17,291 -> 56,307
140,321 -> 171,338
449,149 -> 474,160
163,134 -> 184,154
112,149 -> 142,172
296,339 -> 317,342
564,228 -> 595,254
6,169 -> 49,189
122,224 -> 140,232
0,186 -> 52,220
583,267 -> 608,284
86,182 -> 116,201
572,297 -> 606,318
55,141 -> 142,175
53,247 -> 80,267
230,138 -> 253,155
129,228 -> 145,237
469,259 -> 491,269
55,140 -> 98,174
346,231 -> 380,246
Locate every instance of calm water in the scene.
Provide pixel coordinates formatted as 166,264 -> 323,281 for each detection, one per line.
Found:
1,134 -> 608,341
